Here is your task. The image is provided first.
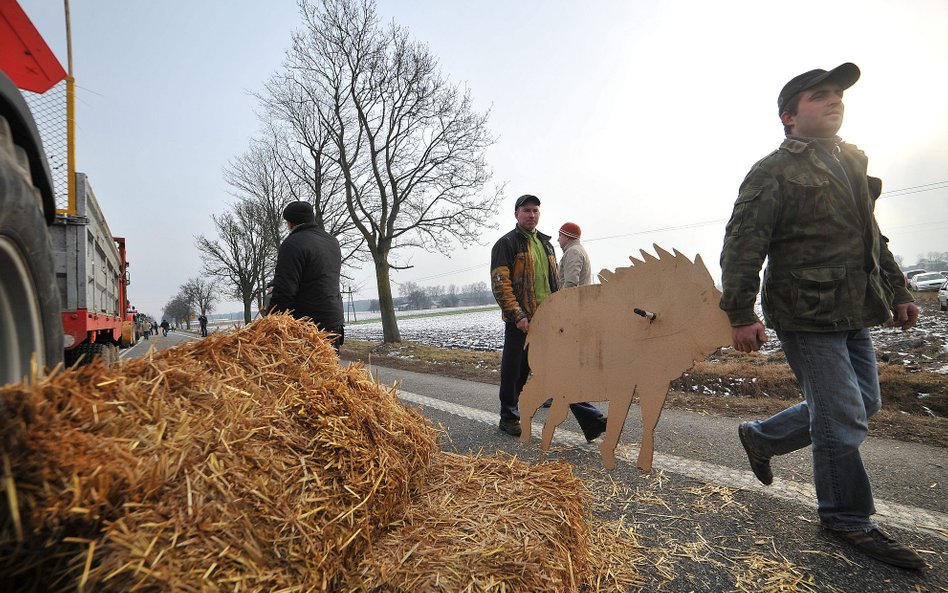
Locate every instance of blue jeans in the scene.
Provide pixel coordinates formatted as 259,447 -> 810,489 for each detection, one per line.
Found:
742,329 -> 881,530
498,322 -> 604,427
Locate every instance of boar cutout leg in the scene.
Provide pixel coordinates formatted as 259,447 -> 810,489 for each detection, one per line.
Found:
600,389 -> 634,470
541,399 -> 570,451
637,381 -> 672,472
519,378 -> 544,443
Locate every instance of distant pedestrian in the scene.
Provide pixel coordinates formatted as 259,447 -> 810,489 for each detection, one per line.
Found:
198,314 -> 208,337
490,194 -> 606,440
720,63 -> 924,570
557,222 -> 592,288
160,319 -> 170,337
141,319 -> 151,340
267,201 -> 345,352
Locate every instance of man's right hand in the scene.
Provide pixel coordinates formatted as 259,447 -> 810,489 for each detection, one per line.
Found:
516,317 -> 530,333
732,322 -> 767,353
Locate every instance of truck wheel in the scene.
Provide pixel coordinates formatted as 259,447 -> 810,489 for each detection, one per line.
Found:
65,342 -> 115,368
0,116 -> 63,385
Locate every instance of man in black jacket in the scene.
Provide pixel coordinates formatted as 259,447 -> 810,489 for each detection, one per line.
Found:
268,201 -> 345,351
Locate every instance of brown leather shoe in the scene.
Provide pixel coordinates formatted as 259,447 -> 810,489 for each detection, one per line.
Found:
738,422 -> 773,485
499,419 -> 522,437
825,527 -> 925,570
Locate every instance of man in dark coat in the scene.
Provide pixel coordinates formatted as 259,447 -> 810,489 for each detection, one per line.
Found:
268,201 -> 345,351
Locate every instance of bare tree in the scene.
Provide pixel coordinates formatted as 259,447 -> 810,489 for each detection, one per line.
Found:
224,135 -> 292,257
180,277 -> 219,317
269,0 -> 502,342
162,294 -> 192,328
196,200 -> 273,323
398,281 -> 430,310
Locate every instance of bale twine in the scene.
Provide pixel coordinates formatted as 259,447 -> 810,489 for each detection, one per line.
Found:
0,315 -> 437,592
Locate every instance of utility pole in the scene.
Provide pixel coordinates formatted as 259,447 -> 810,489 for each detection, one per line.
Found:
343,286 -> 357,323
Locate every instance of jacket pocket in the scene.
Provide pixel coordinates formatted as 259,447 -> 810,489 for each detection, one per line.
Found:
727,188 -> 763,235
790,266 -> 847,323
786,176 -> 833,221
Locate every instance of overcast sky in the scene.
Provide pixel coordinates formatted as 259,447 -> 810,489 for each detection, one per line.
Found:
18,0 -> 948,318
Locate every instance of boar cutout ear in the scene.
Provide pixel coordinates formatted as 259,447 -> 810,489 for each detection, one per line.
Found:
599,269 -> 615,283
640,249 -> 659,263
694,253 -> 711,277
653,244 -> 673,261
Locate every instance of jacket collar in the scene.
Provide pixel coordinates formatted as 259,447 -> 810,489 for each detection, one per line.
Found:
515,224 -> 551,242
780,136 -> 868,170
289,221 -> 316,235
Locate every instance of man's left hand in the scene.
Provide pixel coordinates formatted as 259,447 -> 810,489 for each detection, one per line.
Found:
892,302 -> 920,330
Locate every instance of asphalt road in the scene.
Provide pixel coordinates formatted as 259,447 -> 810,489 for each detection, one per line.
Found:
365,363 -> 948,592
118,327 -> 204,359
123,334 -> 948,591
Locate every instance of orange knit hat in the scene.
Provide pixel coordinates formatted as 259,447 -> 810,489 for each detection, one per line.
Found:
559,222 -> 581,239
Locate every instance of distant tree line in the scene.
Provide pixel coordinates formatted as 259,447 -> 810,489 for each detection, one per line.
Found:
910,252 -> 948,272
389,281 -> 494,311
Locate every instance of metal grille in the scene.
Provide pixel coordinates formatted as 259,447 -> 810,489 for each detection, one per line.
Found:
23,79 -> 69,212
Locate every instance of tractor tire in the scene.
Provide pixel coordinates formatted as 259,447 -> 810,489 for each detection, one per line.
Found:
66,342 -> 116,368
0,115 -> 62,386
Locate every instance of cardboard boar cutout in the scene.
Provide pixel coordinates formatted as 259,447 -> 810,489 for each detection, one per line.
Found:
519,246 -> 732,471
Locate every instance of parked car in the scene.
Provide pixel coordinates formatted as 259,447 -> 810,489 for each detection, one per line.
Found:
909,272 -> 946,291
901,268 -> 926,288
939,281 -> 948,311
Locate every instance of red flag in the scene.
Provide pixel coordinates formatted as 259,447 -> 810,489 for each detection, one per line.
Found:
0,0 -> 66,93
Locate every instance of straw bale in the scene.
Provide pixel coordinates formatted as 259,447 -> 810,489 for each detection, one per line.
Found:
352,452 -> 642,593
1,315 -> 437,592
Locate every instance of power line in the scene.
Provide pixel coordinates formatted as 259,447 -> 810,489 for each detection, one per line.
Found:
369,180 -> 948,288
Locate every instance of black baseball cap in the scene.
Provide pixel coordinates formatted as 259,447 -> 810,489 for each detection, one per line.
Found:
514,194 -> 540,210
777,62 -> 860,115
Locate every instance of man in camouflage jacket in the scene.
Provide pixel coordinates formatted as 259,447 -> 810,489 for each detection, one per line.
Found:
720,63 -> 924,570
490,194 -> 605,439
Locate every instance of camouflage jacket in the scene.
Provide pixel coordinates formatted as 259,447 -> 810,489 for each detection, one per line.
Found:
720,137 -> 912,332
490,226 -> 559,324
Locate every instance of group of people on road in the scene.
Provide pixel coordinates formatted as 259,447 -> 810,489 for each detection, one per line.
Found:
260,61 -> 924,571
485,63 -> 924,571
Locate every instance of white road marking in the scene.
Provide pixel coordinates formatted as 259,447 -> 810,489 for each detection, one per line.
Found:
398,389 -> 948,539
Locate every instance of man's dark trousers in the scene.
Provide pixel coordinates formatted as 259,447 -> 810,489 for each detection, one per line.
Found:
499,321 -> 604,428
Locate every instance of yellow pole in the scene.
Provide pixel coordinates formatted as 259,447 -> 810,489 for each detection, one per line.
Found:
64,0 -> 76,215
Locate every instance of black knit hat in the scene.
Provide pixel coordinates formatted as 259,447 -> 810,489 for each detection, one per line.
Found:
282,201 -> 315,224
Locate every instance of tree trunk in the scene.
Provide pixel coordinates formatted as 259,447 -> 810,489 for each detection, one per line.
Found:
243,298 -> 253,324
374,255 -> 400,343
